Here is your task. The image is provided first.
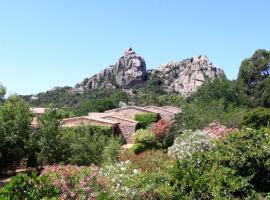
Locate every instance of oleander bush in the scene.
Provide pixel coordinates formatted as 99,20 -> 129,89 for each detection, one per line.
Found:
151,119 -> 170,141
168,130 -> 213,160
172,128 -> 270,199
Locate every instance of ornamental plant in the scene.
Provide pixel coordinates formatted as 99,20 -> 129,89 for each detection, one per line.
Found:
168,130 -> 213,160
41,164 -> 99,200
203,121 -> 237,138
151,119 -> 170,141
132,129 -> 155,146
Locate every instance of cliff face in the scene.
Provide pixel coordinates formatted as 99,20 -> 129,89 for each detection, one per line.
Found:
73,48 -> 225,96
149,55 -> 225,96
74,48 -> 147,92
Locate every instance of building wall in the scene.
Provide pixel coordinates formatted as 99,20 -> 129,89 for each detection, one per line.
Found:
102,116 -> 138,144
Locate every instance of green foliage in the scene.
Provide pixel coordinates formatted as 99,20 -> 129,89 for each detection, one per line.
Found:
61,125 -> 121,165
128,143 -> 146,154
0,172 -> 59,199
175,99 -> 247,131
37,108 -> 66,165
172,128 -> 270,199
0,95 -> 32,169
0,84 -> 6,103
238,49 -> 270,93
132,129 -> 155,146
134,113 -> 158,129
237,49 -> 270,107
242,107 -> 270,129
102,137 -> 122,164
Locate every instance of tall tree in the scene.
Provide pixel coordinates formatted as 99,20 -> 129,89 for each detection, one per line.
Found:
0,95 -> 32,169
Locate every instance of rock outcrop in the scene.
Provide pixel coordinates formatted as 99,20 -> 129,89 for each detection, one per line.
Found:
74,48 -> 147,92
148,55 -> 225,96
73,48 -> 225,96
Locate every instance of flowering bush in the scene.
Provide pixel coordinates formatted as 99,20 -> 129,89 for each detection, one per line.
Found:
168,130 -> 213,160
151,119 -> 170,141
41,164 -> 99,200
98,160 -> 141,199
203,121 -> 237,138
98,160 -> 175,199
132,129 -> 155,146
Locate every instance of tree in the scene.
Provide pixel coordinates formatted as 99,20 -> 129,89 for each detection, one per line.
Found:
0,84 -> 6,103
0,95 -> 32,169
37,108 -> 65,164
237,49 -> 270,107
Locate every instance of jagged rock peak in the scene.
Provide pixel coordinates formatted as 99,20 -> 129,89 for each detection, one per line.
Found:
73,48 -> 147,93
149,55 -> 225,96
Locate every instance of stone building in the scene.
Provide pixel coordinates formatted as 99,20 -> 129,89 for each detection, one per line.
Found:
62,106 -> 181,144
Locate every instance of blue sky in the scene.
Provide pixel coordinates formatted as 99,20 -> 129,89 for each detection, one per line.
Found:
0,0 -> 269,95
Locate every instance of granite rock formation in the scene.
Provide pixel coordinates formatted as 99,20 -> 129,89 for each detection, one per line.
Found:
74,48 -> 147,92
73,49 -> 225,96
148,55 -> 225,96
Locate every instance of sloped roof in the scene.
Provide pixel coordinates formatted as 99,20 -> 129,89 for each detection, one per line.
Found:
105,106 -> 157,114
161,106 -> 181,114
62,116 -> 119,127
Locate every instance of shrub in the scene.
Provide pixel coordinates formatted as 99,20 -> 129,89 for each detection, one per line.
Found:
134,113 -> 158,129
151,119 -> 170,141
61,125 -> 121,165
132,129 -> 155,146
203,121 -> 237,138
168,130 -> 213,160
172,128 -> 270,199
128,143 -> 146,155
41,164 -> 99,199
0,172 -> 59,199
120,149 -> 175,172
241,107 -> 270,129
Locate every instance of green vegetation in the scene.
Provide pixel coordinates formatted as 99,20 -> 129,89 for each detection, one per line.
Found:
134,113 -> 158,129
1,49 -> 270,199
0,96 -> 32,170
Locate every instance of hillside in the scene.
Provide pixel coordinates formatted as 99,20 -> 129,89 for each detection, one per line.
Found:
22,48 -> 225,110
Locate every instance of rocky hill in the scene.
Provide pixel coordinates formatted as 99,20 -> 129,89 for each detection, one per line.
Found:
73,48 -> 147,92
72,48 -> 225,96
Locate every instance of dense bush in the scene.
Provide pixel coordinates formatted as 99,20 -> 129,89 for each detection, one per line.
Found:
134,113 -> 158,129
41,165 -> 100,199
168,130 -> 213,160
151,119 -> 170,141
132,129 -> 155,146
241,107 -> 270,129
172,128 -> 270,199
0,95 -> 32,170
0,172 -> 59,199
128,143 -> 146,155
61,125 -> 122,165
